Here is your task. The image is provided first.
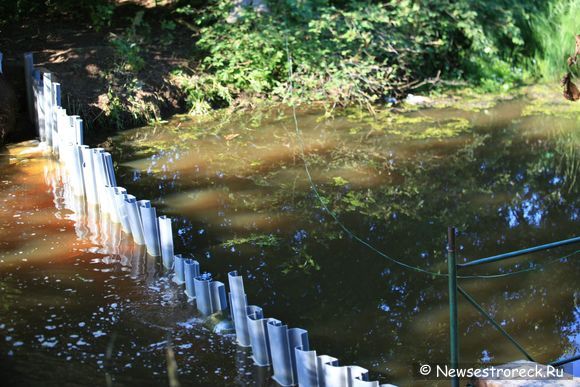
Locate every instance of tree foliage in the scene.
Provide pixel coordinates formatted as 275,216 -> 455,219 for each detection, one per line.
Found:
174,0 -> 549,110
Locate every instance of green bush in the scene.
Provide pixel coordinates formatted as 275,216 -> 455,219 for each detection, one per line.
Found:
110,11 -> 149,73
175,0 -> 548,111
90,2 -> 116,32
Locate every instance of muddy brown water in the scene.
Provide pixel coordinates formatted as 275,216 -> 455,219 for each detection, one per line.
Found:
0,99 -> 579,386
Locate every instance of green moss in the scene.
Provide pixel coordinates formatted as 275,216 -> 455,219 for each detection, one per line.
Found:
222,234 -> 280,248
384,117 -> 471,140
332,176 -> 349,186
130,140 -> 173,157
421,118 -> 472,139
522,84 -> 580,118
428,88 -> 521,112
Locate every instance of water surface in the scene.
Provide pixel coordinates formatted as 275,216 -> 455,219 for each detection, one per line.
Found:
1,95 -> 579,385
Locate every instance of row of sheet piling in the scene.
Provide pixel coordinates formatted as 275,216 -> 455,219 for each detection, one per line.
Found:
228,272 -> 395,386
24,53 -> 165,256
24,51 -> 395,387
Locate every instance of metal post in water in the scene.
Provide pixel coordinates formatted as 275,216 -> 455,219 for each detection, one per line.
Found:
71,145 -> 86,197
105,186 -> 120,223
158,216 -> 174,269
34,70 -> 44,141
114,187 -> 131,232
183,258 -> 200,299
24,53 -> 35,123
80,146 -> 98,205
42,72 -> 53,146
295,346 -> 318,387
173,253 -> 186,284
102,152 -> 116,187
91,148 -> 107,205
55,107 -> 66,158
210,281 -> 228,313
246,305 -> 272,366
138,200 -> 161,256
447,226 -> 459,387
73,117 -> 84,145
267,320 -> 309,386
125,195 -> 145,245
228,271 -> 251,347
194,274 -> 213,315
51,82 -> 61,153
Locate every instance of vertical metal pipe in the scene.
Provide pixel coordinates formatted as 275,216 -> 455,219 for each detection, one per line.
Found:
114,187 -> 130,231
50,83 -> 61,154
295,346 -> 318,387
173,253 -> 186,284
42,73 -> 53,146
34,70 -> 44,141
125,195 -> 145,245
318,355 -> 340,386
55,108 -> 66,158
74,117 -> 84,145
81,146 -> 98,205
91,148 -> 107,204
183,258 -> 200,299
246,305 -> 272,366
194,274 -> 213,315
105,186 -> 120,223
24,53 -> 35,124
447,226 -> 459,387
103,152 -> 116,187
228,271 -> 251,347
210,281 -> 227,312
158,216 -> 174,270
288,328 -> 309,383
71,145 -> 86,197
268,319 -> 294,386
138,200 -> 161,256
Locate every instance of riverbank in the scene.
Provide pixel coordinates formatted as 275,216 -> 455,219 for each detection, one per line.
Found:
0,0 -> 576,142
0,2 -> 192,140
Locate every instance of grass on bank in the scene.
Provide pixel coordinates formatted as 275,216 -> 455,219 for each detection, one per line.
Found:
532,0 -> 580,80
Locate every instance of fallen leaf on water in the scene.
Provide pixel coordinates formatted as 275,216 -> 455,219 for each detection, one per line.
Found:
224,133 -> 240,141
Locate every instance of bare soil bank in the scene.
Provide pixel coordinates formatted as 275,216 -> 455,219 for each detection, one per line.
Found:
0,4 -> 193,142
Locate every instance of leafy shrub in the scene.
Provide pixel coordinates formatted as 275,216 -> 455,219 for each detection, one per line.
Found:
110,11 -> 149,72
111,37 -> 145,72
90,2 -> 116,32
176,0 -> 548,111
192,1 -> 406,108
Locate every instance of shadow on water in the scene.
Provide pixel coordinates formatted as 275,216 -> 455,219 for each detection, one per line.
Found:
0,95 -> 579,385
110,99 -> 580,383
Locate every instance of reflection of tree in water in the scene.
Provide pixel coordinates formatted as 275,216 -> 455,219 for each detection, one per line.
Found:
282,118 -> 580,379
110,105 -> 580,383
553,125 -> 580,192
263,119 -> 576,381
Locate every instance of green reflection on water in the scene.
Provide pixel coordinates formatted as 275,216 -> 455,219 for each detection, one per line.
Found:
107,94 -> 579,383
0,92 -> 578,386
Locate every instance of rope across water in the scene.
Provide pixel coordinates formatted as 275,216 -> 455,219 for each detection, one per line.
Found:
283,36 -> 579,280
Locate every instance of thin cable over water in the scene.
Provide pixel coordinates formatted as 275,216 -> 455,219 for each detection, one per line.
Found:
283,36 -> 579,280
283,37 -> 448,278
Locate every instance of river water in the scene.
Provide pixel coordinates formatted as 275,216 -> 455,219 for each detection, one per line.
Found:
0,96 -> 579,386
